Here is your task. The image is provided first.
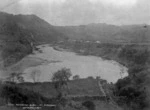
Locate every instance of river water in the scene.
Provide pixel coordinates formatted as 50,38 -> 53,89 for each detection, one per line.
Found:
23,44 -> 128,83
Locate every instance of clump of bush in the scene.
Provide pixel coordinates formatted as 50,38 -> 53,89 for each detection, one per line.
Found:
114,45 -> 149,110
0,83 -> 50,105
82,101 -> 95,110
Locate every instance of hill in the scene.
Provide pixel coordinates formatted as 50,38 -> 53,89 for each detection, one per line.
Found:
56,23 -> 150,43
0,12 -> 66,67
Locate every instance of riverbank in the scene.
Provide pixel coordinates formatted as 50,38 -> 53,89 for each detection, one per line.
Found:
1,43 -> 149,110
0,44 -> 128,83
55,41 -> 150,67
55,42 -> 150,109
0,47 -> 63,80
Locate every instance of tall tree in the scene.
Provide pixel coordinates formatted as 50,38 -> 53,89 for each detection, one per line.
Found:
52,68 -> 72,99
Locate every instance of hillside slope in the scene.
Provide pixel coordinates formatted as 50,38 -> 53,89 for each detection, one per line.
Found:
0,12 -> 66,67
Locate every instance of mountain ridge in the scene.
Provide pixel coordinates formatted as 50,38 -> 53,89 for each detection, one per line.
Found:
55,23 -> 150,43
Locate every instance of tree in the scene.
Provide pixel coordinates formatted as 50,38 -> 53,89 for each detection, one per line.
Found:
73,75 -> 80,80
87,76 -> 94,79
7,73 -> 16,82
30,69 -> 41,83
82,101 -> 95,110
120,67 -> 125,79
115,46 -> 149,109
6,72 -> 25,83
52,68 -> 72,98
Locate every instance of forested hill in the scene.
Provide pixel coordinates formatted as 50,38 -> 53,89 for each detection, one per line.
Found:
0,12 -> 67,44
0,12 -> 66,67
56,23 -> 150,43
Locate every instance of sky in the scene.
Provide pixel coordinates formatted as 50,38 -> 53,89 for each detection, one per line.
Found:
0,0 -> 150,26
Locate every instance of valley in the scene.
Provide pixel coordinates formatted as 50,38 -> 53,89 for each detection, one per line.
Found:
0,12 -> 150,110
11,44 -> 128,83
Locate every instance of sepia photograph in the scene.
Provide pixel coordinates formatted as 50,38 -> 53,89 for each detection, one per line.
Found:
0,0 -> 150,110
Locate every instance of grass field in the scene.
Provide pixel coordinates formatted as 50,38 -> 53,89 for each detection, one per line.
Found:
18,78 -> 104,98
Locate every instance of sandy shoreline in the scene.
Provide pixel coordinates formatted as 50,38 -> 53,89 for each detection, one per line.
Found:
0,44 -> 128,83
0,48 -> 62,79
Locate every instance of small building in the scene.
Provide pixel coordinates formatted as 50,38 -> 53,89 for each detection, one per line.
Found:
95,41 -> 101,43
86,41 -> 90,43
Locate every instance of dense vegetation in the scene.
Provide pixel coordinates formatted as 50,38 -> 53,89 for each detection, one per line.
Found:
0,13 -> 33,67
114,45 -> 150,110
0,77 -> 116,110
0,12 -> 66,67
57,41 -> 150,110
0,83 -> 52,105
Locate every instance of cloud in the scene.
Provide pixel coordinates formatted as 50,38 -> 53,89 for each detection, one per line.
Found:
0,0 -> 20,10
19,0 -> 66,5
89,0 -> 137,7
1,0 -> 150,26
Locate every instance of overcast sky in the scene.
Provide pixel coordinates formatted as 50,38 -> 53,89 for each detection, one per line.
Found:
0,0 -> 150,26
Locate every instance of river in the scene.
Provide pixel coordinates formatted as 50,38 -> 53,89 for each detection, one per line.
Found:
23,44 -> 128,83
